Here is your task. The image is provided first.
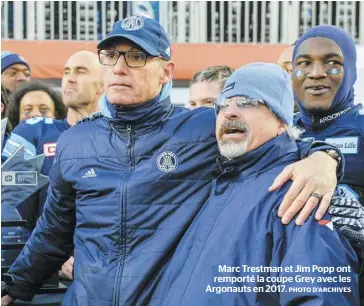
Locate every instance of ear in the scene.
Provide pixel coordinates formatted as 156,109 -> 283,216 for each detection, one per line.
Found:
277,120 -> 287,136
160,61 -> 176,85
96,81 -> 104,96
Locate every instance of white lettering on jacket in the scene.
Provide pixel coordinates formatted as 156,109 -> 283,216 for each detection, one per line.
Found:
319,107 -> 351,124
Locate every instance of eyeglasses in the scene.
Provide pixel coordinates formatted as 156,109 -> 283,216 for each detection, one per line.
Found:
98,49 -> 156,68
215,96 -> 265,115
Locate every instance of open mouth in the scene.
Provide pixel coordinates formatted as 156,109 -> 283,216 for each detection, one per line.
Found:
221,126 -> 247,140
224,128 -> 246,135
305,85 -> 330,95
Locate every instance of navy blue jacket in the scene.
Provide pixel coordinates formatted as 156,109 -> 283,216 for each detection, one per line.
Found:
6,90 -> 342,305
154,134 -> 359,306
7,96 -> 218,305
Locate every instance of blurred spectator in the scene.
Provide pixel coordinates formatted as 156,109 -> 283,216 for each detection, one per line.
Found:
61,50 -> 103,124
189,65 -> 234,109
277,45 -> 294,75
3,51 -> 102,165
2,51 -> 103,281
6,81 -> 67,129
1,86 -> 12,152
1,51 -> 31,93
1,86 -> 11,120
277,43 -> 299,112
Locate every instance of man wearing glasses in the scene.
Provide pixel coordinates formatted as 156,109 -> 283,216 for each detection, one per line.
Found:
156,63 -> 359,306
1,17 -> 350,305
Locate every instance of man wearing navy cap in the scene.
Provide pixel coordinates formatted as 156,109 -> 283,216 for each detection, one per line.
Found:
1,17 -> 348,305
1,51 -> 31,92
97,16 -> 173,106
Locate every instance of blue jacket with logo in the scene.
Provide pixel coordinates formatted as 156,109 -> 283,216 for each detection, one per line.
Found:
7,93 -> 218,305
6,84 -> 342,305
153,134 -> 359,306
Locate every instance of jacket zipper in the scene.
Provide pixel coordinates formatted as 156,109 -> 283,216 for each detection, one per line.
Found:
113,124 -> 134,306
311,116 -> 318,130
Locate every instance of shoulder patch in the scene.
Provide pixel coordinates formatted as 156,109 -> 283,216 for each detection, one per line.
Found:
77,112 -> 104,124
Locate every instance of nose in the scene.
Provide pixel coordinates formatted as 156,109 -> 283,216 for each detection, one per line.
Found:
16,73 -> 27,82
66,73 -> 77,84
308,61 -> 327,79
29,108 -> 42,118
113,55 -> 128,75
223,102 -> 240,120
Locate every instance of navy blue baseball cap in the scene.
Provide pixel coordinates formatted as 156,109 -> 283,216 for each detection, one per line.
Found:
97,16 -> 171,60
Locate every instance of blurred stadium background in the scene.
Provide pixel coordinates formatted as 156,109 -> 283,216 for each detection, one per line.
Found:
1,1 -> 364,106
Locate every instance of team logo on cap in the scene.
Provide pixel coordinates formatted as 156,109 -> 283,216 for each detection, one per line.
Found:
221,82 -> 235,94
157,151 -> 178,173
121,16 -> 144,31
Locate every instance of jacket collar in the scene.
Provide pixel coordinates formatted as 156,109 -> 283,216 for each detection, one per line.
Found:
296,103 -> 360,131
99,81 -> 174,131
215,133 -> 298,178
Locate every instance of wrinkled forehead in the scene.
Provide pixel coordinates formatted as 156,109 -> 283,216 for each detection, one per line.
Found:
294,37 -> 343,61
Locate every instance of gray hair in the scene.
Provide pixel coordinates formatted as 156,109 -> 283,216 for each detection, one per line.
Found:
286,125 -> 304,140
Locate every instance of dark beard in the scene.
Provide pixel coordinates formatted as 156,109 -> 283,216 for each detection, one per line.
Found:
302,102 -> 331,114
